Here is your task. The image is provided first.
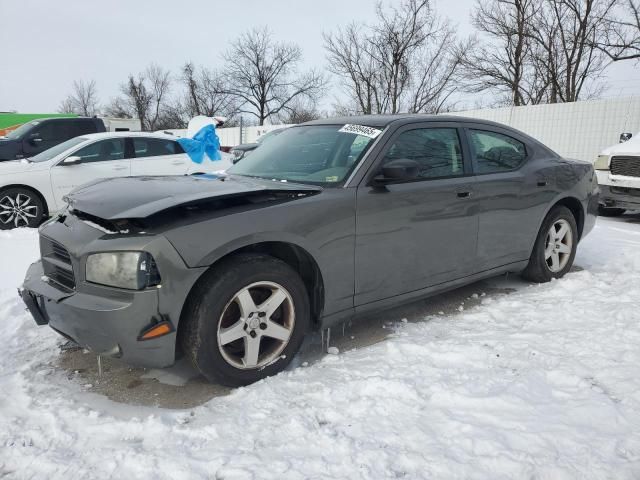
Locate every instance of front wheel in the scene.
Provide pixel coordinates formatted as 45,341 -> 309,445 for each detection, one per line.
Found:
0,188 -> 45,229
181,254 -> 310,386
522,206 -> 578,283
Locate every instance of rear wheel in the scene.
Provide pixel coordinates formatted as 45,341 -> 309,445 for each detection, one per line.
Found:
181,254 -> 310,386
522,206 -> 578,283
0,188 -> 44,229
598,206 -> 625,217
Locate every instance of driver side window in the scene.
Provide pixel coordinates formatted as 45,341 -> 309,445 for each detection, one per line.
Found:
73,139 -> 125,163
382,128 -> 464,180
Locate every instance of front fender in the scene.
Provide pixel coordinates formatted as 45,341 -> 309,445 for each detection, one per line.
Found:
195,231 -> 324,269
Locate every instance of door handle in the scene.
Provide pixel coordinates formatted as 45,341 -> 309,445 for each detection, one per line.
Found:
171,161 -> 186,165
457,191 -> 471,198
537,181 -> 548,187
113,166 -> 128,171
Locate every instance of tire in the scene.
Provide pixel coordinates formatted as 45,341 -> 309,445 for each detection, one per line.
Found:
598,206 -> 625,217
522,205 -> 578,283
0,187 -> 45,230
181,253 -> 310,387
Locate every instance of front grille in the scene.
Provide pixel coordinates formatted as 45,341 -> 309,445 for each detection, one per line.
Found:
610,156 -> 640,177
51,242 -> 71,263
40,237 -> 76,291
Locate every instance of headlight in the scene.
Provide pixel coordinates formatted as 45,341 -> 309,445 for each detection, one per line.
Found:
594,155 -> 610,170
85,251 -> 161,290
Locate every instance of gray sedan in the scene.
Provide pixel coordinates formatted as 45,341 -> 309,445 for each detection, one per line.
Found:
20,115 -> 598,386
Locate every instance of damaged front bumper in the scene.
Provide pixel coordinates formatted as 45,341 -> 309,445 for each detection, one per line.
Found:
20,261 -> 172,366
19,212 -> 207,368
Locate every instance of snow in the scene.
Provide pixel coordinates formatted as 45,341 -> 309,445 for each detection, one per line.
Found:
2,218 -> 640,478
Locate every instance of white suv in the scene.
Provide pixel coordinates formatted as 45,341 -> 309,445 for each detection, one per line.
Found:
594,132 -> 640,216
0,132 -> 232,229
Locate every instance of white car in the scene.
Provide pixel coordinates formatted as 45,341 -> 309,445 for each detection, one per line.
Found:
0,132 -> 233,229
594,132 -> 640,216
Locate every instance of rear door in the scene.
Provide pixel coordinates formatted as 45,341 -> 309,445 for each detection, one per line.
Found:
130,137 -> 190,176
49,138 -> 131,208
354,122 -> 478,306
463,125 -> 557,270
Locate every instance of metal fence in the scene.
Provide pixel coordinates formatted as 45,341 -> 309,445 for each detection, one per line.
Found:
216,124 -> 294,147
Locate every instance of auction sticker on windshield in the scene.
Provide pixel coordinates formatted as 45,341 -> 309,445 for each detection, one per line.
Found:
339,124 -> 382,139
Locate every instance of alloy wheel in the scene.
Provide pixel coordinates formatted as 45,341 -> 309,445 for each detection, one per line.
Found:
0,193 -> 38,228
544,218 -> 573,272
217,281 -> 295,369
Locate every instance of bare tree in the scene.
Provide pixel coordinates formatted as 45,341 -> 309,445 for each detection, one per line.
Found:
324,0 -> 461,115
109,64 -> 172,130
529,0 -> 620,103
325,24 -> 380,114
460,0 -> 547,106
224,27 -> 326,125
277,98 -> 323,124
58,79 -> 99,116
462,0 -> 633,104
597,0 -> 640,61
181,62 -> 239,120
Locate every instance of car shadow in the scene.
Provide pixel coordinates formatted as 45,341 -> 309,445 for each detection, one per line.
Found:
55,273 -> 534,409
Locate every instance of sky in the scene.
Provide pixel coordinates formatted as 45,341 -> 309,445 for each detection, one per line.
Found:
1,0 -> 639,114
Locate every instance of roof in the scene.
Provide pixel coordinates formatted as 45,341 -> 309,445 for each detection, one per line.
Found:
305,114 -> 509,129
80,131 -> 176,140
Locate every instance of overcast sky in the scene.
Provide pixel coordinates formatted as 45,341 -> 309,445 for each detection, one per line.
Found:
1,0 -> 639,113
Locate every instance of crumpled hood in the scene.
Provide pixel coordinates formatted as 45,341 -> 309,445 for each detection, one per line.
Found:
600,133 -> 640,156
64,175 -> 322,220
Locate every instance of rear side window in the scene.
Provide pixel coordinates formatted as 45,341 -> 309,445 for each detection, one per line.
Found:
469,130 -> 527,173
382,128 -> 464,179
73,139 -> 125,163
133,138 -> 184,158
73,120 -> 99,136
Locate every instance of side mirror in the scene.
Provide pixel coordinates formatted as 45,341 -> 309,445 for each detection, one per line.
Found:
620,132 -> 633,143
374,159 -> 420,184
62,156 -> 82,165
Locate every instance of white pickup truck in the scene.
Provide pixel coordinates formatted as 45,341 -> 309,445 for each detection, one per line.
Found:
594,132 -> 640,216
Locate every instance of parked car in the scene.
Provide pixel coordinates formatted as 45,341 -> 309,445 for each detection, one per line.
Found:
594,131 -> 640,216
0,132 -> 232,229
20,115 -> 598,386
0,117 -> 141,162
230,128 -> 286,163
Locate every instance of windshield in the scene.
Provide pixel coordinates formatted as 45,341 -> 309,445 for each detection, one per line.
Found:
6,121 -> 40,140
228,125 -> 381,186
29,137 -> 87,163
256,129 -> 284,145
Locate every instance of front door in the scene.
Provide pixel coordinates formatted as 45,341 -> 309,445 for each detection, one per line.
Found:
50,138 -> 131,209
21,121 -> 59,157
354,124 -> 478,306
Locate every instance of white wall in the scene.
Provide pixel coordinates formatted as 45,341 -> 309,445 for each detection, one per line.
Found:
216,97 -> 640,161
448,97 -> 640,162
217,124 -> 294,147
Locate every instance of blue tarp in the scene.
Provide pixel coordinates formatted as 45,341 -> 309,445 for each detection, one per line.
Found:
177,124 -> 222,164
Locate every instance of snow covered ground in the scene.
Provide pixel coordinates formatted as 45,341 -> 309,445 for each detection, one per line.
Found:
2,217 -> 640,479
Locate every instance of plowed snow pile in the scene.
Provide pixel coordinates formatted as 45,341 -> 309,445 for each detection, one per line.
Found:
1,218 -> 640,479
